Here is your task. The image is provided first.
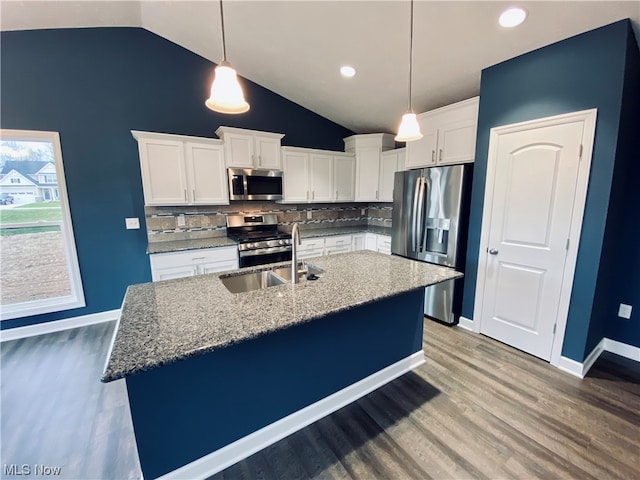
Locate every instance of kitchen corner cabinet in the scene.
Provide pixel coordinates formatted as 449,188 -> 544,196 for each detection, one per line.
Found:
132,131 -> 228,206
215,126 -> 284,170
405,97 -> 479,169
344,133 -> 396,202
379,148 -> 406,202
282,147 -> 355,203
149,246 -> 238,282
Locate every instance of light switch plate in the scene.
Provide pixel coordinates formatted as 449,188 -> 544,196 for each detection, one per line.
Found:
177,215 -> 186,227
618,303 -> 632,319
125,217 -> 140,230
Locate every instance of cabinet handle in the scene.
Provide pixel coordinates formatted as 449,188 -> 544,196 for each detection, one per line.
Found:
335,190 -> 338,200
432,150 -> 435,162
192,189 -> 196,201
184,189 -> 187,201
439,149 -> 443,162
191,257 -> 205,261
312,191 -> 315,201
376,190 -> 379,200
252,154 -> 256,164
258,155 -> 262,165
306,191 -> 309,201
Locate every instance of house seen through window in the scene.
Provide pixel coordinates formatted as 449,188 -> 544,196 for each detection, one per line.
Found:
0,130 -> 84,320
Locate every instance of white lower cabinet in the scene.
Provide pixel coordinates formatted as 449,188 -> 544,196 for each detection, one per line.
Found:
365,233 -> 377,251
325,235 -> 352,255
352,233 -> 365,251
298,237 -> 326,260
376,234 -> 392,255
149,246 -> 238,282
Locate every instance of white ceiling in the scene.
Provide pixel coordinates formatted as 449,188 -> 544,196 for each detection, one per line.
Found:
2,1 -> 639,134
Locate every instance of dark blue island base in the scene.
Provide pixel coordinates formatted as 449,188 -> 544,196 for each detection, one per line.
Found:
126,289 -> 426,479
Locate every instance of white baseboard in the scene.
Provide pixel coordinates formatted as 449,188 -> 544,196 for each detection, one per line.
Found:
0,309 -> 120,342
559,337 -> 640,378
157,350 -> 426,480
457,316 -> 475,332
604,338 -> 640,362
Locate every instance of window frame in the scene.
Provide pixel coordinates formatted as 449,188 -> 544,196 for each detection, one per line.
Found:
0,129 -> 85,320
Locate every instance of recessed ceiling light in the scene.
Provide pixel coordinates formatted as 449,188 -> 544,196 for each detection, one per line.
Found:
340,66 -> 356,78
499,7 -> 527,28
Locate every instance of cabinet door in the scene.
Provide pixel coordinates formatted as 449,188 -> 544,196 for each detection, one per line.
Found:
397,148 -> 406,172
282,151 -> 310,202
437,117 -> 478,164
151,265 -> 199,282
198,258 -> 238,275
224,133 -> 254,167
376,234 -> 392,255
405,115 -> 437,169
138,138 -> 189,205
352,233 -> 365,251
334,155 -> 355,202
185,142 -> 229,205
255,136 -> 282,169
309,153 -> 334,202
379,150 -> 400,202
365,233 -> 377,251
355,148 -> 381,201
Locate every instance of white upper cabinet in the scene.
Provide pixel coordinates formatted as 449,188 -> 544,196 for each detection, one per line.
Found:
309,152 -> 334,202
406,97 -> 479,169
282,147 -> 355,203
215,126 -> 284,169
344,133 -> 396,202
282,148 -> 310,202
133,131 -> 228,206
334,154 -> 355,202
379,148 -> 406,202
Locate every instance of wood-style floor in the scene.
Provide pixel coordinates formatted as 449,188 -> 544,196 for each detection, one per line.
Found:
1,320 -> 639,480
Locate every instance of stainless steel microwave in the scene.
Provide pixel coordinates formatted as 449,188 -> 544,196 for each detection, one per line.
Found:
228,168 -> 284,201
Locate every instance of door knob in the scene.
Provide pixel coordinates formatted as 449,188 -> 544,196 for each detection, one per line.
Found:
489,248 -> 499,255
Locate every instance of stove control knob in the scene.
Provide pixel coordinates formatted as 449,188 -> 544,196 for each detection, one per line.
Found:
279,240 -> 284,245
247,243 -> 254,249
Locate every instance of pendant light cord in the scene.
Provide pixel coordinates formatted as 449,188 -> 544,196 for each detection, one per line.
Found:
219,0 -> 227,61
408,0 -> 414,112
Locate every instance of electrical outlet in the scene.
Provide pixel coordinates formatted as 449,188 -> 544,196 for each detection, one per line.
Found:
177,214 -> 186,227
361,208 -> 366,216
125,217 -> 140,230
306,210 -> 312,219
618,303 -> 632,319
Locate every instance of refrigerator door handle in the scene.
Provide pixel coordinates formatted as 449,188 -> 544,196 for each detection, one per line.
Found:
411,175 -> 421,253
416,177 -> 426,252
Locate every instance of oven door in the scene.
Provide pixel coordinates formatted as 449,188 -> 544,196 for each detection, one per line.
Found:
238,246 -> 292,268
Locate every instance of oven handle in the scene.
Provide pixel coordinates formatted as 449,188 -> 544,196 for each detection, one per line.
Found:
238,246 -> 293,257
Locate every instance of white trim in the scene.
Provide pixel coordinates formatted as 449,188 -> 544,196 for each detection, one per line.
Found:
457,315 -> 476,332
473,109 -> 598,365
157,350 -> 426,480
604,338 -> 640,362
558,337 -> 640,378
0,309 -> 119,342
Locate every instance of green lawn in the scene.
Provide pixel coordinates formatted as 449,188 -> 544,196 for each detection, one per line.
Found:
0,225 -> 61,236
0,208 -> 62,223
15,201 -> 61,209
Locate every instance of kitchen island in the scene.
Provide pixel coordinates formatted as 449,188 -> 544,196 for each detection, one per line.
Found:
102,251 -> 461,479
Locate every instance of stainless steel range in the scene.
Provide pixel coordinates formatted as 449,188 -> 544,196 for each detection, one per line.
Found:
226,214 -> 292,268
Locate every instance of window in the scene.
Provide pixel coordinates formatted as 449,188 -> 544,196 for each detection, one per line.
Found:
0,130 -> 85,320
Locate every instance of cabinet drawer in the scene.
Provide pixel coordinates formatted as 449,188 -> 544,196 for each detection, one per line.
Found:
324,235 -> 352,248
326,245 -> 352,255
150,246 -> 237,270
300,238 -> 325,251
376,235 -> 391,254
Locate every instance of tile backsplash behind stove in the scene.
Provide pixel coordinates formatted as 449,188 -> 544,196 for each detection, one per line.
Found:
145,202 -> 392,243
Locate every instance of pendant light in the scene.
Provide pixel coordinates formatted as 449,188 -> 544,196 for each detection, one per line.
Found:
395,0 -> 422,142
205,0 -> 250,114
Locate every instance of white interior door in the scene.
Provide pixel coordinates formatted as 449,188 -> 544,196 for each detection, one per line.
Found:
476,111 -> 596,362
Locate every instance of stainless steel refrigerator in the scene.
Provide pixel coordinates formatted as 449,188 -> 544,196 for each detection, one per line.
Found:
391,164 -> 472,324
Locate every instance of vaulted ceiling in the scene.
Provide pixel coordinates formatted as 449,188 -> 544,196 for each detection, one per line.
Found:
2,1 -> 639,133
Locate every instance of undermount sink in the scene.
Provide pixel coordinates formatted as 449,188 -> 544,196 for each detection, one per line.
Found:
219,263 -> 324,294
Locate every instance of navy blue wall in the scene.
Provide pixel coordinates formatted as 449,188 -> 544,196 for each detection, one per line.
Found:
0,28 -> 353,330
461,20 -> 637,361
589,26 -> 640,351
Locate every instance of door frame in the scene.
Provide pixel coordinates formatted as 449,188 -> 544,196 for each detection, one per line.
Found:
472,109 -> 597,367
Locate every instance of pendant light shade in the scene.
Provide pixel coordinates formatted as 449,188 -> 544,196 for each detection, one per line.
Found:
395,0 -> 422,142
206,61 -> 250,114
395,112 -> 422,142
205,0 -> 250,114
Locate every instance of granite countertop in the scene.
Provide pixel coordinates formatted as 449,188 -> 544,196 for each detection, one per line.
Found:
148,227 -> 392,255
147,236 -> 237,254
102,250 -> 461,382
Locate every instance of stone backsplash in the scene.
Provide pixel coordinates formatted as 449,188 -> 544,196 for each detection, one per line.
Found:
145,202 -> 393,243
